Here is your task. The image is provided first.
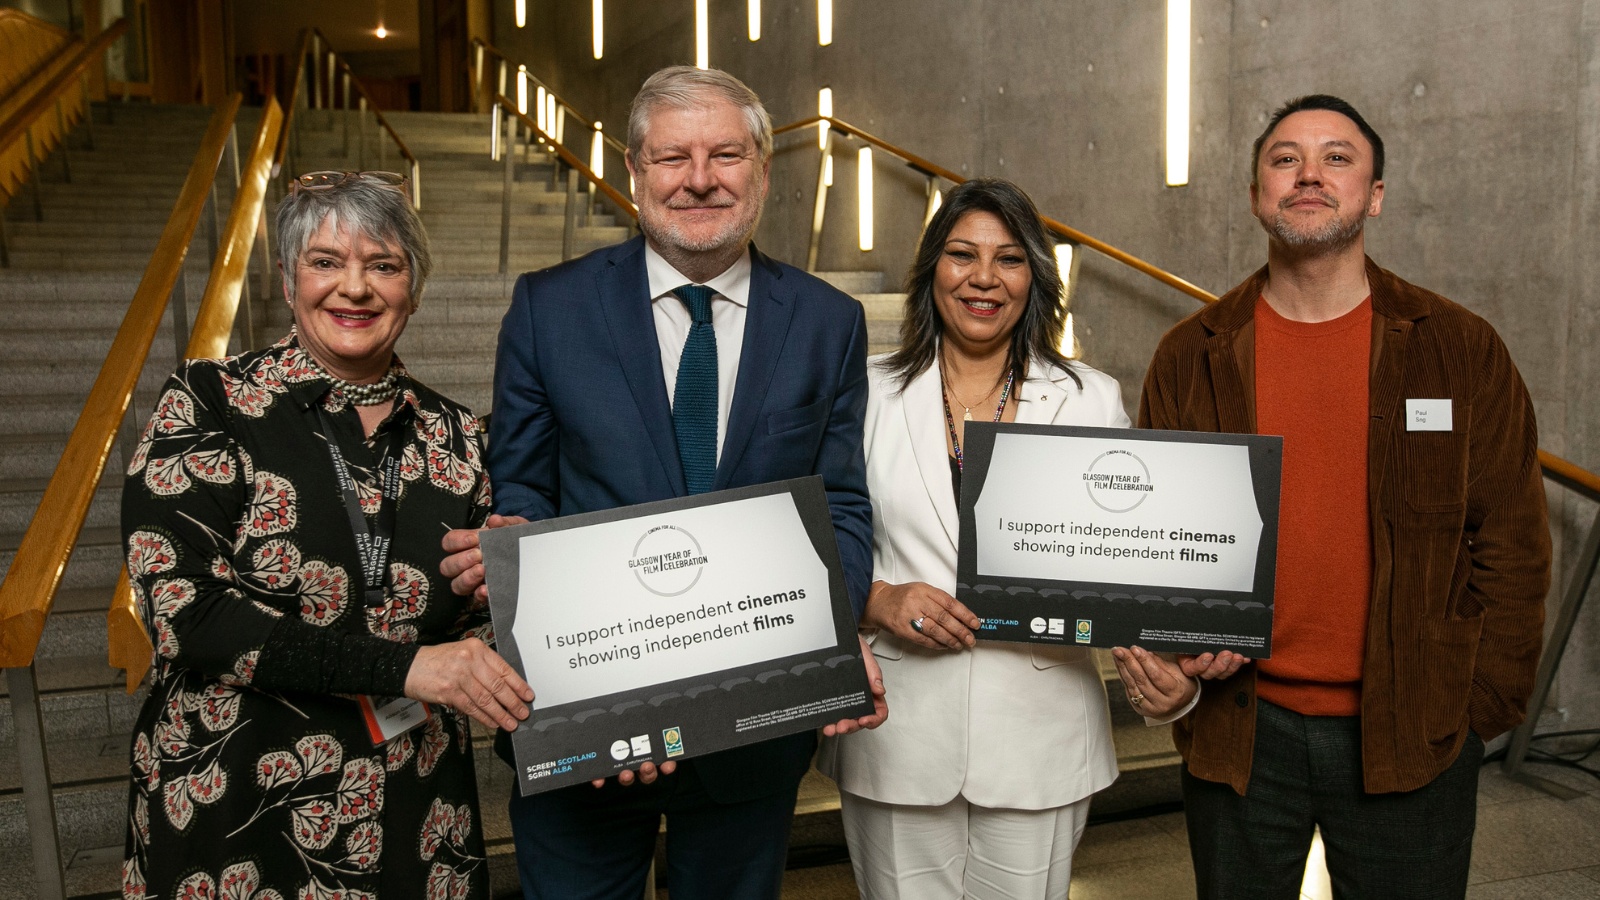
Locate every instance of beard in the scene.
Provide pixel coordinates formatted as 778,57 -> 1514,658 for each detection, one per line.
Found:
1259,189 -> 1371,254
637,186 -> 766,259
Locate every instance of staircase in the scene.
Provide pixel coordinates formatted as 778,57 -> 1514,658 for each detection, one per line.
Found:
0,101 -> 261,897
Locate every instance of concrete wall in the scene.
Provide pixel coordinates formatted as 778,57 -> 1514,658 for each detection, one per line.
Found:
490,0 -> 1600,729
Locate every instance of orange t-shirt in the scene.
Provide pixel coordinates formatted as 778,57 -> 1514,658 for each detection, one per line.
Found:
1253,296 -> 1373,716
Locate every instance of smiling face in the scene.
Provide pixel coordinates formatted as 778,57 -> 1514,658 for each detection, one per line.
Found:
286,219 -> 413,382
1251,109 -> 1384,253
933,210 -> 1032,357
625,99 -> 769,276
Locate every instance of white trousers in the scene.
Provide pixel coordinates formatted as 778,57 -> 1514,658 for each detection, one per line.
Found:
839,791 -> 1092,900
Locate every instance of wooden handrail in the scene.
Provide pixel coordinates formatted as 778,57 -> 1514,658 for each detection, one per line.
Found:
0,18 -> 127,157
494,92 -> 637,219
1540,450 -> 1600,504
105,97 -> 286,692
0,96 -> 242,669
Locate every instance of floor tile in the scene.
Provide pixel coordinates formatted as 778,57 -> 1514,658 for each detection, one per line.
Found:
1467,870 -> 1600,899
1469,794 -> 1600,884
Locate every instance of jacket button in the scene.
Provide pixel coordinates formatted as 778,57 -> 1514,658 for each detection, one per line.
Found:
1235,692 -> 1249,708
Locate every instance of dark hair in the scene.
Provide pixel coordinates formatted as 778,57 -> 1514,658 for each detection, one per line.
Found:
882,177 -> 1079,392
1251,94 -> 1384,184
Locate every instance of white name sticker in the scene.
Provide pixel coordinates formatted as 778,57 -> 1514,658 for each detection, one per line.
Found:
358,695 -> 431,745
1406,399 -> 1453,432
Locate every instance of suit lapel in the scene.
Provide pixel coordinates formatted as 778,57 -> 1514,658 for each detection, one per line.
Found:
905,362 -> 959,552
1014,365 -> 1072,425
596,238 -> 687,495
714,247 -> 795,489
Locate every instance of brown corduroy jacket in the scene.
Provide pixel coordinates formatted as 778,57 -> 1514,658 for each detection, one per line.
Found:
1139,258 -> 1550,795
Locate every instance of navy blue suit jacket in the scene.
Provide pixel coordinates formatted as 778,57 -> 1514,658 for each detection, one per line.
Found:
488,235 -> 872,803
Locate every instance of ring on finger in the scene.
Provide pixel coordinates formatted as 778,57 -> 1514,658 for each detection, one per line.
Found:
910,616 -> 926,633
1129,692 -> 1146,707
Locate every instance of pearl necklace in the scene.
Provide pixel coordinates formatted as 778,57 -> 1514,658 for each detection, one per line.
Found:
306,354 -> 401,406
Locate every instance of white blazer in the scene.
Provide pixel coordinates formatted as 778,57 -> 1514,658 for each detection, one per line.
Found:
818,354 -> 1129,810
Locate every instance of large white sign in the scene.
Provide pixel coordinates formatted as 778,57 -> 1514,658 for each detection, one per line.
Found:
973,432 -> 1265,592
512,492 -> 836,709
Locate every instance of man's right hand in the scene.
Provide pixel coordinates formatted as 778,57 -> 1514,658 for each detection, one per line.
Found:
441,514 -> 529,603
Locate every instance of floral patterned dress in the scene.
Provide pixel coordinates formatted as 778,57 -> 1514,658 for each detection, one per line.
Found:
120,334 -> 493,900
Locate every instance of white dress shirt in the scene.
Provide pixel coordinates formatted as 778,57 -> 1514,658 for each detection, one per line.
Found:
645,243 -> 751,461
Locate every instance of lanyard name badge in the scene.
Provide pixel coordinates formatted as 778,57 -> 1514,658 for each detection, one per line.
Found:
314,403 -> 431,745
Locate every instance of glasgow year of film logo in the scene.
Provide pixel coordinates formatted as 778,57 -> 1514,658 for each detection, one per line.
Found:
1083,449 -> 1154,513
628,523 -> 710,597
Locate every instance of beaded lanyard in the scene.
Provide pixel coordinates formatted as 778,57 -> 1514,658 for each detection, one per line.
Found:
942,367 -> 1017,471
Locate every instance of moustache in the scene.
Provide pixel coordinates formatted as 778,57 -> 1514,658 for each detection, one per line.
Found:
665,194 -> 736,210
1280,191 -> 1337,210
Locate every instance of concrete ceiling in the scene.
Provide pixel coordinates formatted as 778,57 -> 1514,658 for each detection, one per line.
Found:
232,0 -> 419,56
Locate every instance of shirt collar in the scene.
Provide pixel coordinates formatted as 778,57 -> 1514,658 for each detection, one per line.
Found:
644,242 -> 752,308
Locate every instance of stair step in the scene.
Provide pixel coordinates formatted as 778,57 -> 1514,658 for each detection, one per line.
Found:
814,270 -> 885,294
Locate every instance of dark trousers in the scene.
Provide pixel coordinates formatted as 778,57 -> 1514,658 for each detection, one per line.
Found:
1182,699 -> 1483,900
508,758 -> 803,900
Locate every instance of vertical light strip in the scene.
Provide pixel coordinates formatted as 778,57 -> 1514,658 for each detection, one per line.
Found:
1055,243 -> 1077,357
818,87 -> 833,186
593,0 -> 604,59
517,66 -> 528,115
535,84 -> 547,131
555,105 -> 566,144
748,0 -> 761,40
515,0 -> 526,28
546,94 -> 557,143
591,122 -> 606,178
696,0 -> 709,69
818,0 -> 832,45
1165,0 -> 1191,186
818,87 -> 832,148
857,147 -> 873,251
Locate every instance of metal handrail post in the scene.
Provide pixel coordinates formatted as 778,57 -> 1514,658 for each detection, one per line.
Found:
1503,503 -> 1600,796
8,664 -> 67,900
806,130 -> 833,272
170,267 -> 190,369
311,33 -> 323,109
341,73 -> 351,156
562,168 -> 579,261
490,101 -> 501,162
499,112 -> 514,275
472,43 -> 485,114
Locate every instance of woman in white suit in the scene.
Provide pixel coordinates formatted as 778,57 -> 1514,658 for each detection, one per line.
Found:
818,179 -> 1128,899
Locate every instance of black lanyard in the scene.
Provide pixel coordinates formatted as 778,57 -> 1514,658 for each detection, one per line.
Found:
314,404 -> 402,609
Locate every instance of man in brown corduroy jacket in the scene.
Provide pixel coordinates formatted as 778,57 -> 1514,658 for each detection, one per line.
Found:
1115,95 -> 1550,899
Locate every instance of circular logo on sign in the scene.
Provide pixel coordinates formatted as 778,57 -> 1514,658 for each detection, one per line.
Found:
629,524 -> 708,597
1083,449 -> 1154,513
610,740 -> 630,761
1030,617 -> 1048,634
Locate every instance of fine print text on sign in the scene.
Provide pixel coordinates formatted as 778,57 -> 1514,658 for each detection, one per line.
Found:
481,477 -> 875,795
956,424 -> 1282,656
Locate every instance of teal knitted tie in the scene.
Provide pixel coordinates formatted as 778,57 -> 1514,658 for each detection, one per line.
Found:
672,284 -> 718,494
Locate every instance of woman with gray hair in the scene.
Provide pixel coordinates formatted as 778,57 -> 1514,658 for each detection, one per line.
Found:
119,171 -> 532,899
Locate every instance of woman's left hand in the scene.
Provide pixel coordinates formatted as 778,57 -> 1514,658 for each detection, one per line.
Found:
1110,645 -> 1200,719
405,638 -> 535,731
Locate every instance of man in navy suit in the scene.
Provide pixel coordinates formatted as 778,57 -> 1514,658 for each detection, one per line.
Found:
440,66 -> 884,900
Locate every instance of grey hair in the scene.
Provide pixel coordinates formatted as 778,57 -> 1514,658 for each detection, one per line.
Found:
627,66 -> 773,162
275,176 -> 433,310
